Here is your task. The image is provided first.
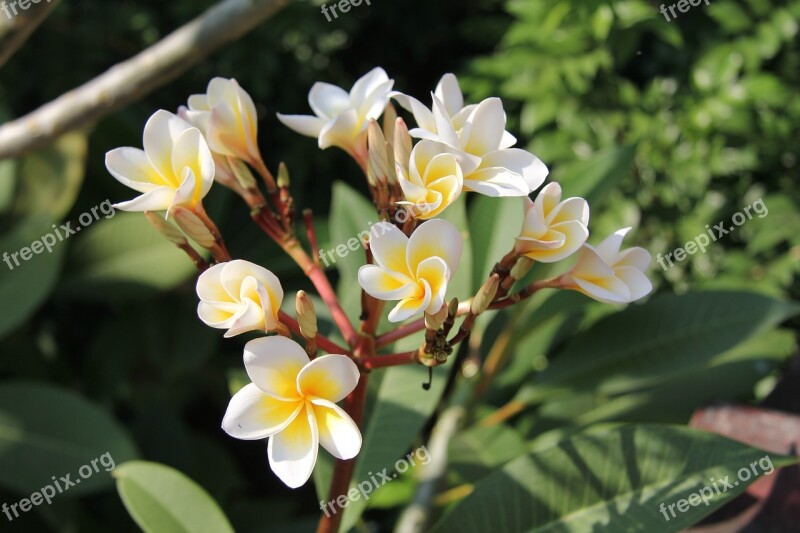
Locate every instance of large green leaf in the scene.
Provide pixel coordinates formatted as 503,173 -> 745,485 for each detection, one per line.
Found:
0,216 -> 68,339
515,291 -> 799,406
468,195 -> 523,292
0,383 -> 139,496
432,424 -> 797,532
114,461 -> 234,533
549,144 -> 636,207
58,212 -> 202,300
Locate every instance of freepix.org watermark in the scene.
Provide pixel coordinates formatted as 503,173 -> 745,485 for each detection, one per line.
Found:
2,199 -> 115,271
319,200 -> 435,268
658,454 -> 774,521
1,0 -> 54,20
319,445 -> 431,518
2,452 -> 116,522
656,198 -> 768,271
320,0 -> 372,22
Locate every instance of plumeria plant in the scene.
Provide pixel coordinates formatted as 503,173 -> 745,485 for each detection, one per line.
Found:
105,68 -> 653,532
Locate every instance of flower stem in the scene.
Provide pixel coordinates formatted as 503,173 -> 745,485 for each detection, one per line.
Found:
360,350 -> 419,369
375,301 -> 472,348
278,311 -> 349,355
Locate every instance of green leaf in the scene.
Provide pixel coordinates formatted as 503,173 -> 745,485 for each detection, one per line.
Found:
549,145 -> 636,207
328,181 -> 378,289
515,291 -> 800,405
449,423 -> 527,483
468,195 -> 524,292
11,132 -> 87,223
0,216 -> 67,339
58,212 -> 202,300
0,383 -> 139,496
432,424 -> 797,532
114,461 -> 234,533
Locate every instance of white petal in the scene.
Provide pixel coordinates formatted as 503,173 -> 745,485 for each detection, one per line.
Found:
268,404 -> 318,488
113,187 -> 176,213
220,260 -> 283,312
595,228 -> 633,264
222,383 -> 302,440
359,79 -> 394,121
297,354 -> 360,403
368,222 -> 411,276
276,113 -> 326,138
309,82 -> 351,119
416,256 -> 449,312
387,282 -> 431,323
143,110 -> 192,178
524,221 -> 588,263
358,265 -> 416,301
572,276 -> 630,304
349,67 -> 390,107
244,336 -> 309,400
318,109 -> 360,150
187,94 -> 210,111
481,148 -> 548,192
309,399 -> 362,460
171,127 -> 215,203
197,301 -> 241,329
431,94 -> 459,147
548,196 -> 589,227
223,297 -> 266,338
392,93 -> 436,133
105,148 -> 163,193
464,167 -> 530,197
434,73 -> 464,117
616,247 -> 651,271
615,266 -> 652,302
463,98 -> 506,155
407,219 -> 462,274
499,130 -> 517,150
571,245 -> 616,279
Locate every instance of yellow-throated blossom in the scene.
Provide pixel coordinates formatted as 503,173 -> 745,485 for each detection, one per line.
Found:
277,67 -> 394,160
180,78 -> 262,166
222,336 -> 361,488
105,110 -> 214,215
393,74 -> 547,197
358,220 -> 462,322
515,182 -> 589,263
396,140 -> 468,219
196,260 -> 284,337
562,228 -> 652,304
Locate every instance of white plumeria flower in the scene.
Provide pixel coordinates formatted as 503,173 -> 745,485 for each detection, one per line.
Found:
276,67 -> 394,160
180,78 -> 262,166
562,228 -> 652,304
196,260 -> 284,338
105,110 -> 214,215
358,220 -> 462,322
393,74 -> 547,197
515,182 -> 590,263
396,140 -> 467,219
177,106 -> 236,187
222,336 -> 361,488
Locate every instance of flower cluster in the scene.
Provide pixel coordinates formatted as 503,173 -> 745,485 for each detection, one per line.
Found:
104,67 -> 652,492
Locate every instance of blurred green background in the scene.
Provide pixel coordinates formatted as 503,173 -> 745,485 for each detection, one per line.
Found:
0,0 -> 798,531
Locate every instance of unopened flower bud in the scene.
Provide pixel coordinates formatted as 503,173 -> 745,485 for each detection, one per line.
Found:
144,211 -> 188,246
173,207 -> 216,248
382,102 -> 397,143
394,118 -> 412,176
448,297 -> 459,318
368,120 -> 390,184
228,157 -> 257,190
471,274 -> 500,316
424,305 -> 448,330
295,290 -> 318,339
510,256 -> 535,281
277,161 -> 290,189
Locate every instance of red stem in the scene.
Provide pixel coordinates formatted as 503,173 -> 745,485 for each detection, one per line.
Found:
375,301 -> 472,348
361,350 -> 418,369
278,311 -> 349,355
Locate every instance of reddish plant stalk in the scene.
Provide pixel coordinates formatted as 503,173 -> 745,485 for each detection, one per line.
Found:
278,311 -> 348,355
375,301 -> 472,348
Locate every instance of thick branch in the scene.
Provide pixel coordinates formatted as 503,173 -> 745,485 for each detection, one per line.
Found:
0,0 -> 287,159
0,0 -> 60,68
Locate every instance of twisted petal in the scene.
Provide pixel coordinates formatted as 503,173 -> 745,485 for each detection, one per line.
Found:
434,73 -> 464,117
276,113 -> 326,138
143,110 -> 193,185
318,108 -> 360,150
358,265 -> 416,301
407,219 -> 462,274
244,336 -> 309,400
310,399 -> 362,460
309,82 -> 351,119
297,354 -> 360,403
387,281 -> 431,322
105,147 -> 163,193
415,256 -> 449,312
222,383 -> 302,440
368,222 -> 411,276
349,67 -> 390,108
268,404 -> 318,488
113,187 -> 177,213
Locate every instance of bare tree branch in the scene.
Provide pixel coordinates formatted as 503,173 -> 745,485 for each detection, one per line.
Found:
0,0 -> 61,68
0,0 -> 288,160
